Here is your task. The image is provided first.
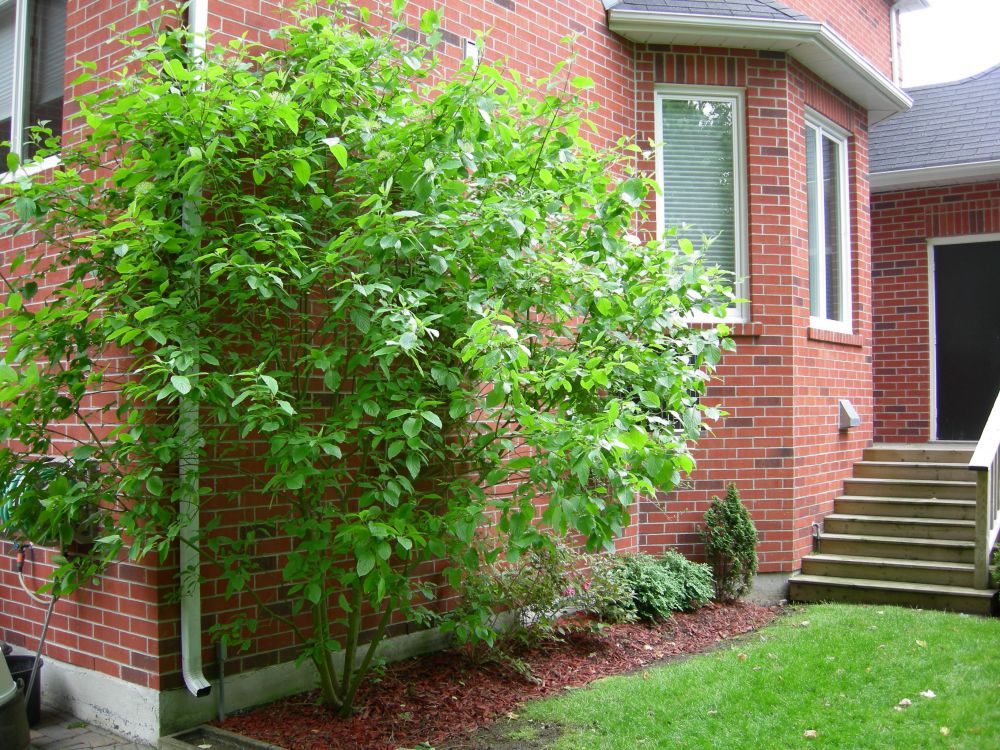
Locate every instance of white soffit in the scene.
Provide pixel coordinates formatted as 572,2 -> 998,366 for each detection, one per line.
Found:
871,159 -> 1000,192
607,10 -> 912,124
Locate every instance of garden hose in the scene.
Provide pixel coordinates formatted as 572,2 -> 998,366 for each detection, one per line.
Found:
25,591 -> 57,709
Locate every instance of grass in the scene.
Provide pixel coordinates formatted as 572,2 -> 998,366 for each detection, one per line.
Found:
517,604 -> 1000,749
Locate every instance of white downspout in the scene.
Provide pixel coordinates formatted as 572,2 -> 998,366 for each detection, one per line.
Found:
179,0 -> 211,699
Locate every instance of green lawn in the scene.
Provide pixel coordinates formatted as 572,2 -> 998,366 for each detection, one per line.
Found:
517,604 -> 1000,749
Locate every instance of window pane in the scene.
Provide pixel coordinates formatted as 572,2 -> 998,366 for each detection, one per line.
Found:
661,98 -> 736,273
24,0 -> 66,158
0,2 -> 15,164
807,121 -> 848,325
806,127 -> 822,317
822,135 -> 842,321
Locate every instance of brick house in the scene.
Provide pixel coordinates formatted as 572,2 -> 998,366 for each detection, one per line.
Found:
868,62 -> 1000,444
4,0 -> 994,743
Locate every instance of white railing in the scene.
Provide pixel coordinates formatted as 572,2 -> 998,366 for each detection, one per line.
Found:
968,389 -> 1000,589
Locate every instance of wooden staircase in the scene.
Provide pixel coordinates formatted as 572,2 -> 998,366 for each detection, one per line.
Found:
789,444 -> 999,615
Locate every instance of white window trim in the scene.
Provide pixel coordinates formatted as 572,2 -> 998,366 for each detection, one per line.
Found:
654,85 -> 749,323
805,109 -> 853,335
1,0 -> 62,179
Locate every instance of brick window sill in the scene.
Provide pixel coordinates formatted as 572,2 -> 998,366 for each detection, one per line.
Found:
808,326 -> 863,347
692,321 -> 763,338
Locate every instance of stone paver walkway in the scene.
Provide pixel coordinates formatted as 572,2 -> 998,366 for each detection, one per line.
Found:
30,708 -> 156,750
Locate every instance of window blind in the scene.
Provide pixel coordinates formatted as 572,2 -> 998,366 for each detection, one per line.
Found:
660,98 -> 736,274
0,2 -> 15,125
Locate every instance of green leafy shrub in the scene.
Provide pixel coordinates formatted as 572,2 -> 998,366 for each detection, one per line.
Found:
0,1 -> 733,714
702,484 -> 758,602
450,539 -> 640,660
609,552 -> 711,621
581,553 -> 639,624
658,550 -> 714,610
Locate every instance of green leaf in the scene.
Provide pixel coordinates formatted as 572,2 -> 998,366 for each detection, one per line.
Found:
329,143 -> 348,169
402,417 -> 421,438
305,583 -> 322,604
405,452 -> 421,479
134,305 -> 158,322
639,390 -> 661,409
571,76 -> 595,89
291,159 -> 311,185
356,554 -> 375,577
171,375 -> 192,395
6,151 -> 19,173
421,411 -> 442,428
261,375 -> 279,396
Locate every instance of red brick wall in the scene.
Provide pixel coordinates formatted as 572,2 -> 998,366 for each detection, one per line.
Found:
783,0 -> 895,79
4,0 -> 638,691
787,62 -> 874,563
634,47 -> 872,573
0,0 -> 186,693
2,0 -> 891,693
871,181 -> 1000,442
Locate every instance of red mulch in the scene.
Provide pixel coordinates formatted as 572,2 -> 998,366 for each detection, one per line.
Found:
218,602 -> 778,750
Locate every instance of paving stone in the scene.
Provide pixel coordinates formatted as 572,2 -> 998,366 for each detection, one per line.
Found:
29,709 -> 156,750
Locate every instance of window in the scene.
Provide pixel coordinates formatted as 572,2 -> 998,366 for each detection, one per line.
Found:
1,0 -> 66,167
655,86 -> 747,320
805,113 -> 851,330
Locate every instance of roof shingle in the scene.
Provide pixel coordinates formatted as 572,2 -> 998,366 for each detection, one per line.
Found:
870,63 -> 1000,174
612,0 -> 810,22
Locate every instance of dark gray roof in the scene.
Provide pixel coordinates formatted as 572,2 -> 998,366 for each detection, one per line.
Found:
613,0 -> 809,21
870,63 -> 1000,173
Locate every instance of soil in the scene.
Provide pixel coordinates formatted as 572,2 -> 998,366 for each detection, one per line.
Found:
217,602 -> 779,750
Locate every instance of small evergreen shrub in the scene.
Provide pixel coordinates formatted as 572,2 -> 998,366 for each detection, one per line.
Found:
702,484 -> 758,602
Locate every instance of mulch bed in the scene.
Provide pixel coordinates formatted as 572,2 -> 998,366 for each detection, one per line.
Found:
218,602 -> 779,750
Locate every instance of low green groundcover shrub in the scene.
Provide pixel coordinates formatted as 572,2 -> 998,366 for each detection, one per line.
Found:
592,551 -> 713,622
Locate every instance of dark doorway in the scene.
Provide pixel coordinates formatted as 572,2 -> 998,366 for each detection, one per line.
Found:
934,240 -> 1000,440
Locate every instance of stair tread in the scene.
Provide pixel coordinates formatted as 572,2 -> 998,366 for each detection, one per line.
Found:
838,495 -> 974,505
790,574 -> 997,598
857,461 -> 973,470
802,553 -> 975,571
826,513 -> 975,526
847,477 -> 976,487
821,532 -> 974,548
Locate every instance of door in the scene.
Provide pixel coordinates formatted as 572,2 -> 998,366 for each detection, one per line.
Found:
934,240 -> 1000,440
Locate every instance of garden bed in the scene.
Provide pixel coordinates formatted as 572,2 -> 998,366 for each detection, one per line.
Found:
217,601 -> 778,750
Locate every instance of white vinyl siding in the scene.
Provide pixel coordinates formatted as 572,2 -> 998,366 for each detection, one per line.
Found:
655,86 -> 747,321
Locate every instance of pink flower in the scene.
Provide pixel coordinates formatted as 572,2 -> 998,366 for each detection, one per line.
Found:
562,585 -> 576,596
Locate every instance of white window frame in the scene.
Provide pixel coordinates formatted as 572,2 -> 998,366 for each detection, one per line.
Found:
805,110 -> 853,334
1,0 -> 63,179
654,85 -> 749,323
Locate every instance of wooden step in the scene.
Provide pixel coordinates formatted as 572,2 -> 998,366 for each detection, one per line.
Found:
852,461 -> 973,482
800,553 -> 976,587
843,477 -> 976,500
788,574 -> 997,616
864,444 -> 974,464
824,514 -> 975,542
818,533 -> 975,563
834,495 -> 975,521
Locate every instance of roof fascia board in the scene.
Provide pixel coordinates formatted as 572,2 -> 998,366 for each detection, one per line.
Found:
893,0 -> 929,13
871,159 -> 1000,192
607,9 -> 911,123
